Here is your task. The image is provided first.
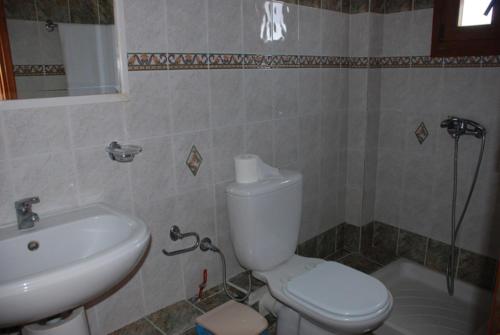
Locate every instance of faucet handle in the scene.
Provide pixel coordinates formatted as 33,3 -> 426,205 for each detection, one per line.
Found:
15,196 -> 40,210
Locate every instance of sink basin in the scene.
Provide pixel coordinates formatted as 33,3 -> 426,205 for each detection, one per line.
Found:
0,204 -> 150,327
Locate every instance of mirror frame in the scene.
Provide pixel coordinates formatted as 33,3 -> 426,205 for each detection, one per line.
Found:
0,0 -> 129,111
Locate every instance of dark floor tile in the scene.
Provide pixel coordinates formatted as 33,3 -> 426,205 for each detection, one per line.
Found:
194,287 -> 246,312
316,227 -> 336,258
278,0 -> 298,4
98,0 -> 114,24
458,250 -> 498,290
338,253 -> 382,274
414,0 -> 433,10
109,319 -> 162,335
372,222 -> 398,253
229,272 -> 265,292
0,327 -> 21,335
384,0 -> 412,13
36,0 -> 70,23
370,0 -> 385,13
338,223 -> 360,252
425,239 -> 457,274
299,0 -> 321,7
350,0 -> 369,13
397,229 -> 427,264
4,0 -> 37,20
181,327 -> 197,335
297,237 -> 318,257
147,300 -> 202,335
361,222 -> 374,254
321,0 -> 342,11
363,246 -> 398,266
268,321 -> 277,335
325,249 -> 351,261
68,0 -> 99,24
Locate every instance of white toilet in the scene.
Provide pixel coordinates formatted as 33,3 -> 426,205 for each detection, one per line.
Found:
226,167 -> 393,335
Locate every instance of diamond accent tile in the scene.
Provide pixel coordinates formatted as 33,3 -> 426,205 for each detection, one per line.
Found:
186,145 -> 203,176
415,122 -> 429,144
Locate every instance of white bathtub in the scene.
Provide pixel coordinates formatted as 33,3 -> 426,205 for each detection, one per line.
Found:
372,259 -> 492,335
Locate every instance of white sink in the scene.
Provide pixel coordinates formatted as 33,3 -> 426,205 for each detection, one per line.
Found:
0,204 -> 150,328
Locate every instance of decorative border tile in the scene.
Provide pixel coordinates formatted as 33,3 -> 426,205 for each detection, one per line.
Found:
208,53 -> 243,69
128,53 -> 168,71
127,53 -> 500,71
13,64 -> 65,76
443,56 -> 482,67
411,56 -> 443,67
167,53 -> 209,70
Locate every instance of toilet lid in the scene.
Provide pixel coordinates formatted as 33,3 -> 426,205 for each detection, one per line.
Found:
284,262 -> 389,318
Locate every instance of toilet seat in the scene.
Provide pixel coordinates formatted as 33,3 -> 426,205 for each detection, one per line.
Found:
254,255 -> 393,334
284,262 -> 390,318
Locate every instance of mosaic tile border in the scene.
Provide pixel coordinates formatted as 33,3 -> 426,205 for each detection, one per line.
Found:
337,221 -> 499,290
128,53 -> 500,71
13,64 -> 65,76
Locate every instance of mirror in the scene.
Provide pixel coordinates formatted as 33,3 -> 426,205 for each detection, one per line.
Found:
0,0 -> 122,100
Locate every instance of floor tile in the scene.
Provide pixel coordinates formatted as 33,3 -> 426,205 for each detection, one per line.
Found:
147,300 -> 202,335
337,253 -> 382,274
109,319 -> 162,335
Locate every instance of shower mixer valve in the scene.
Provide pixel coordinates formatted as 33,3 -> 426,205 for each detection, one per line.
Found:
440,116 -> 486,139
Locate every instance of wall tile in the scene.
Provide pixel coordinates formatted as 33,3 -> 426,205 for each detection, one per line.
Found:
142,220 -> 184,314
350,0 -> 369,14
409,9 -> 433,55
211,126 -> 245,183
322,68 -> 347,112
243,69 -> 273,122
11,153 -> 78,214
4,107 -> 70,158
168,70 -> 210,133
298,68 -> 322,116
242,0 -> 273,54
172,131 -> 212,193
207,0 -> 242,53
131,137 -> 176,223
209,69 -> 245,128
125,72 -> 172,139
0,161 -> 15,225
273,118 -> 299,167
397,229 -> 427,264
273,2 -> 299,55
348,13 -> 370,56
272,69 -> 298,119
299,5 -> 321,55
338,222 -> 360,251
96,272 -> 146,334
166,0 -> 208,53
316,227 -> 337,257
75,147 -> 133,214
457,250 -> 498,290
69,102 -> 125,148
123,0 -> 167,51
245,121 -> 274,164
425,239 -> 456,273
321,10 -> 348,56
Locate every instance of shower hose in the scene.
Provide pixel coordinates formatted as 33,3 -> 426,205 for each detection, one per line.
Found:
201,238 -> 252,302
446,135 -> 485,296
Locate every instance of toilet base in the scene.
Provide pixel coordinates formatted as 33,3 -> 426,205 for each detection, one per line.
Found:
22,307 -> 90,335
277,306 -> 340,335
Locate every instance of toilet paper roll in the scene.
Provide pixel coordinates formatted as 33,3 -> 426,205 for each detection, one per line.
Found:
234,154 -> 280,184
234,154 -> 260,183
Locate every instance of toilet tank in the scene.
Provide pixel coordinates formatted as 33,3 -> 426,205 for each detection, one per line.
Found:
226,170 -> 302,272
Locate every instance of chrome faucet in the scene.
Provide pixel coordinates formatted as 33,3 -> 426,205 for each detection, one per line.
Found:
15,197 -> 40,230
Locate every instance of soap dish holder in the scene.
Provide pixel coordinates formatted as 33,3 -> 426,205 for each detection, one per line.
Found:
106,141 -> 143,163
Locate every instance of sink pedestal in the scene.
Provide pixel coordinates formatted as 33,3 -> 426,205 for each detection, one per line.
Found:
22,308 -> 90,335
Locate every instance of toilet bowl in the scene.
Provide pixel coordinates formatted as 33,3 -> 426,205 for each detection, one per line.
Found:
226,160 -> 393,335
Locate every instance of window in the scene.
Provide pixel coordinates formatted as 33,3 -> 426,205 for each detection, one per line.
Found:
431,0 -> 500,57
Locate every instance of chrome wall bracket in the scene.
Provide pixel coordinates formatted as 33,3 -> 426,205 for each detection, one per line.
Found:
162,225 -> 200,256
106,141 -> 142,163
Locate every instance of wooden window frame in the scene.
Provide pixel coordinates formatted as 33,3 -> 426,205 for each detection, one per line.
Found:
431,0 -> 500,57
0,0 -> 16,100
